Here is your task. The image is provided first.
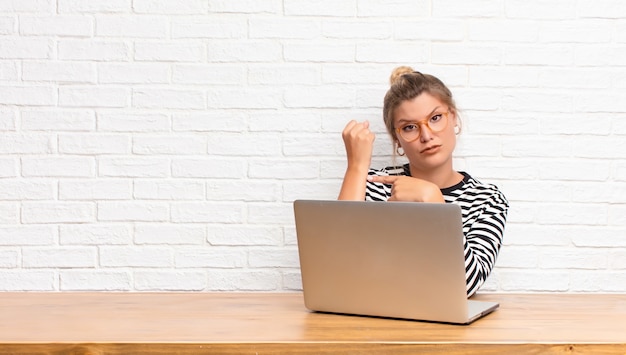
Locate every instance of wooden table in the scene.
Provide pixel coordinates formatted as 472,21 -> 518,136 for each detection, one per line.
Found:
0,292 -> 625,354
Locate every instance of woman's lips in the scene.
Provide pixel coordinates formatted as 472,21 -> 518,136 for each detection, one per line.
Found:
420,145 -> 441,154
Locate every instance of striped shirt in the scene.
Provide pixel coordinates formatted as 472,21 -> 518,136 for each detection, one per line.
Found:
365,164 -> 509,297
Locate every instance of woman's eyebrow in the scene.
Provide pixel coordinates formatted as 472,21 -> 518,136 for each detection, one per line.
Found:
396,106 -> 442,124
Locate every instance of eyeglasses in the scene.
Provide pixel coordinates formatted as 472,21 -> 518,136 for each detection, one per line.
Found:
395,111 -> 449,143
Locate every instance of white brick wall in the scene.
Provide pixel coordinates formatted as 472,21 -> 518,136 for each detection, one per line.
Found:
0,0 -> 625,293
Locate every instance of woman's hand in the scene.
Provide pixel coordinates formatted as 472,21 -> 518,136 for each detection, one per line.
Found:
367,175 -> 445,203
338,120 -> 375,201
341,120 -> 375,171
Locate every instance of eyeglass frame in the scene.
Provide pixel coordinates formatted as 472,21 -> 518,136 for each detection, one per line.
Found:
394,110 -> 451,143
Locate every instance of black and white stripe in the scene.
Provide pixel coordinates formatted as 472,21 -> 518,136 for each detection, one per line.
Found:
365,164 -> 509,297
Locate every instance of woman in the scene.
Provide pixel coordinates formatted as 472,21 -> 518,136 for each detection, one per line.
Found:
338,66 -> 509,297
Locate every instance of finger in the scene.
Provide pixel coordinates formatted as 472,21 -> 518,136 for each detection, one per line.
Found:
367,175 -> 399,184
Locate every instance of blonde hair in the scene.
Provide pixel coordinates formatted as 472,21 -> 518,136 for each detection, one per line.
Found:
383,66 -> 460,149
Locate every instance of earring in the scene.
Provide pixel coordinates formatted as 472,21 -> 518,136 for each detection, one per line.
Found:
395,145 -> 405,156
454,125 -> 461,135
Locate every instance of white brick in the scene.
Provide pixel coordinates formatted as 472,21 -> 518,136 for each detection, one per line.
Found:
0,203 -> 18,224
21,110 -> 95,131
98,112 -> 170,132
23,247 -> 96,268
285,0 -> 356,16
356,42 -> 428,63
573,137 -> 626,159
59,179 -> 132,200
249,19 -> 320,39
575,45 -> 626,67
172,112 -> 246,132
248,111 -> 321,132
208,41 -> 282,62
0,271 -> 55,291
0,38 -> 51,59
206,180 -> 280,202
207,270 -> 280,291
496,246 -> 539,268
323,21 -> 392,39
249,65 -> 320,85
506,0 -> 576,19
0,249 -> 18,267
282,271 -> 302,291
20,16 -> 93,36
572,182 -> 626,204
609,205 -> 626,226
577,0 -> 626,19
502,91 -> 572,112
503,224 -> 571,247
499,270 -> 569,292
171,18 -> 247,39
283,87 -> 354,108
97,201 -> 169,222
502,137 -> 571,158
100,246 -> 172,267
22,202 -> 96,224
249,249 -> 299,268
282,135 -> 343,156
466,158 -> 537,180
0,17 -> 15,35
432,44 -> 501,65
394,20 -> 464,41
540,113 -> 610,135
505,45 -> 574,66
134,42 -> 204,62
283,42 -> 354,63
535,203 -> 607,226
208,88 -> 282,109
539,160 -> 609,182
465,113 -> 537,135
58,0 -> 130,13
207,0 -> 281,14
172,64 -> 245,84
0,61 -> 18,80
171,202 -> 244,223
0,226 -> 56,245
22,157 -> 95,178
135,270 -> 207,291
95,15 -> 168,38
134,180 -> 205,200
0,86 -> 55,106
133,0 -> 208,14
58,40 -> 130,61
539,20 -> 611,43
59,87 -> 129,108
247,202 -> 294,224
469,67 -> 538,88
498,180 -> 570,203
571,227 -> 626,248
171,158 -> 245,178
133,135 -> 206,155
0,180 -> 55,200
133,88 -> 205,109
59,134 -> 130,154
283,181 -> 340,200
135,224 -> 205,244
359,0 -> 428,17
248,159 -> 319,179
0,158 -> 17,178
609,250 -> 626,269
0,0 -> 54,12
206,133 -> 281,156
60,270 -> 132,291
60,224 -> 132,245
99,157 -> 170,178
175,248 -> 246,268
468,20 -> 537,42
98,63 -> 169,84
433,0 -> 501,17
207,225 -> 282,246
570,271 -> 626,292
541,248 -> 608,269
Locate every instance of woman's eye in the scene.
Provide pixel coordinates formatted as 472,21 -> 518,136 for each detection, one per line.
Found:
430,114 -> 442,123
402,124 -> 418,132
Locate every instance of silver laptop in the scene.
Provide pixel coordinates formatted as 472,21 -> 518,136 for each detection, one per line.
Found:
293,199 -> 499,325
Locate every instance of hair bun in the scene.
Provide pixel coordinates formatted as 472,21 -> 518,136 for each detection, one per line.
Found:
389,66 -> 415,85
